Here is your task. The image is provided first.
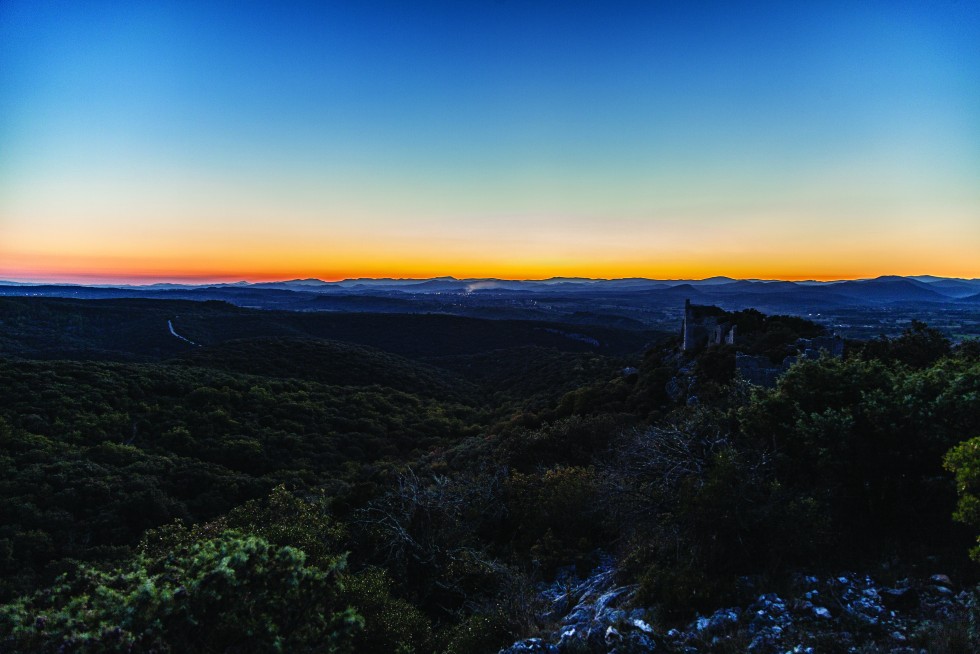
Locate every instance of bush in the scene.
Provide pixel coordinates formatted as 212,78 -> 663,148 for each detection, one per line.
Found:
0,531 -> 361,653
945,437 -> 980,562
342,567 -> 432,654
437,613 -> 511,654
506,466 -> 605,574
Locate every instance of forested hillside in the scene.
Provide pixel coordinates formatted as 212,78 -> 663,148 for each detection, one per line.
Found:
1,300 -> 979,653
0,298 -> 657,361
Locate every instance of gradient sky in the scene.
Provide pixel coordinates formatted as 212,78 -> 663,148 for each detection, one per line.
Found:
2,0 -> 979,283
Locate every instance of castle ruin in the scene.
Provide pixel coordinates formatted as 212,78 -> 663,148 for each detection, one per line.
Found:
681,299 -> 736,351
680,299 -> 844,387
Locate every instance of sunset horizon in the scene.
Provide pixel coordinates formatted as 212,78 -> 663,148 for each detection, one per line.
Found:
3,2 -> 978,285
4,268 -> 980,287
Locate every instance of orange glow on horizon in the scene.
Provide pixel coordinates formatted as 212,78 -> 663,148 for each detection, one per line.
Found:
3,256 -> 978,286
3,221 -> 979,285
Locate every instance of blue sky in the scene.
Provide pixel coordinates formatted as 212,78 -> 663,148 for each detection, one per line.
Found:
2,1 -> 978,281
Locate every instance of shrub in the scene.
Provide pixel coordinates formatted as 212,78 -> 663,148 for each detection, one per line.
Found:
945,437 -> 980,562
0,531 -> 361,653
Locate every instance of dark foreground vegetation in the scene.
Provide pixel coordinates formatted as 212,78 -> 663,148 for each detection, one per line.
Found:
1,298 -> 979,652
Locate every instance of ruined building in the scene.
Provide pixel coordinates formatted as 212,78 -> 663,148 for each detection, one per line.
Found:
681,299 -> 736,351
680,299 -> 844,387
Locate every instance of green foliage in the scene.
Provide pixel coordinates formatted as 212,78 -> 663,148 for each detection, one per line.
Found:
357,469 -> 510,618
739,355 -> 978,557
0,531 -> 361,653
694,344 -> 736,387
611,410 -> 823,614
498,415 -> 625,470
0,359 -> 481,601
945,438 -> 980,561
3,296 -> 979,645
610,348 -> 980,615
506,466 -> 606,573
956,338 -> 980,362
857,319 -> 952,369
436,613 -> 511,654
139,485 -> 349,572
0,296 -> 656,362
342,567 -> 432,654
226,486 -> 347,562
427,346 -> 622,412
177,337 -> 479,403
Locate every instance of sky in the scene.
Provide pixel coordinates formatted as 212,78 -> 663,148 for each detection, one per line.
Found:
1,0 -> 979,283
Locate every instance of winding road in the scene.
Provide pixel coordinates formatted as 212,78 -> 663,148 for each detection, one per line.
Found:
168,319 -> 200,347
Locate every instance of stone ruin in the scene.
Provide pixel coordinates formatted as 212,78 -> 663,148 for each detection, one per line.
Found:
681,299 -> 736,351
681,300 -> 844,387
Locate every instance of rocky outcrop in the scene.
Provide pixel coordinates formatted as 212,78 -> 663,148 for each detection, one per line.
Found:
500,557 -> 655,653
499,565 -> 976,653
664,572 -> 973,653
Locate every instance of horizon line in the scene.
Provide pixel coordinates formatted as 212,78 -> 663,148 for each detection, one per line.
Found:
1,272 -> 976,287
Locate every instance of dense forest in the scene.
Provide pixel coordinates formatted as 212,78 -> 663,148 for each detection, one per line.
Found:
1,299 -> 978,652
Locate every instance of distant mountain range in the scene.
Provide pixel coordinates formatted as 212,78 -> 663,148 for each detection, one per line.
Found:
4,274 -> 979,296
2,275 -> 979,316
